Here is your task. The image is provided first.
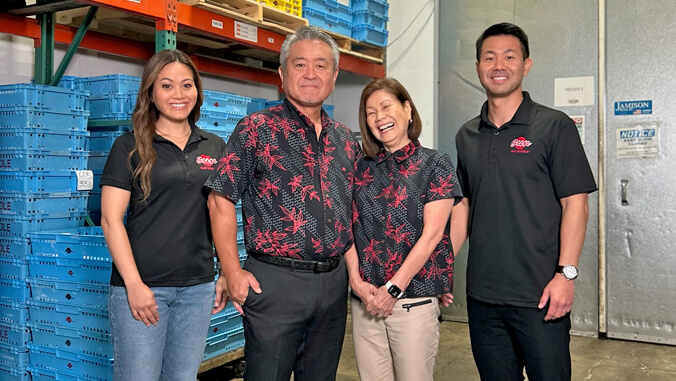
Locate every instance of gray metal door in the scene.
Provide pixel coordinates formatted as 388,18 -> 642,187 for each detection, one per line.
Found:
437,0 -> 600,336
605,0 -> 676,345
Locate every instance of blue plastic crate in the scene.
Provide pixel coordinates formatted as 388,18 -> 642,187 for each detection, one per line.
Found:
207,308 -> 242,340
92,170 -> 102,191
28,323 -> 113,359
88,192 -> 101,214
0,364 -> 30,381
0,107 -> 89,132
0,171 -> 86,194
304,8 -> 353,36
0,211 -> 87,237
27,299 -> 110,334
56,76 -> 80,90
201,128 -> 232,142
87,152 -> 109,172
86,123 -> 131,133
0,279 -> 30,304
352,9 -> 388,29
196,109 -> 241,132
0,321 -> 30,347
202,90 -> 250,116
0,237 -> 31,259
87,131 -> 124,152
0,150 -> 89,172
247,97 -> 268,114
352,24 -> 388,47
28,344 -> 113,381
27,256 -> 111,285
88,92 -> 137,121
0,258 -> 28,282
0,343 -> 28,369
0,192 -> 89,215
350,0 -> 388,17
0,84 -> 88,113
30,367 -> 94,381
75,75 -> 141,97
28,278 -> 108,308
324,104 -> 335,118
304,0 -> 353,23
0,128 -> 88,152
203,326 -> 245,361
0,301 -> 28,324
28,227 -> 110,262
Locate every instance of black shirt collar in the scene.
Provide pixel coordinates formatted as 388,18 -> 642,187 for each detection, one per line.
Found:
283,98 -> 331,133
153,120 -> 206,145
479,91 -> 538,131
376,139 -> 420,164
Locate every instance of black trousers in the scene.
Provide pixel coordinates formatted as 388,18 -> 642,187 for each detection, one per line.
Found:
241,255 -> 348,381
467,297 -> 572,381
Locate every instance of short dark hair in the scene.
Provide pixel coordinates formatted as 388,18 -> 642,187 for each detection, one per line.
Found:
475,22 -> 530,61
358,78 -> 422,158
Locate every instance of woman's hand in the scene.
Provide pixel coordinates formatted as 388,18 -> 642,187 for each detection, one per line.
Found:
212,275 -> 230,314
126,281 -> 159,327
351,278 -> 378,306
367,286 -> 397,318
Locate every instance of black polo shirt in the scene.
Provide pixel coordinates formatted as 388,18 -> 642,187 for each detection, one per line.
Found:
101,125 -> 226,287
205,99 -> 361,261
455,92 -> 597,307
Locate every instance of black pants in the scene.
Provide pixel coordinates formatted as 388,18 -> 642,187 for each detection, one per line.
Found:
241,255 -> 348,381
467,297 -> 572,381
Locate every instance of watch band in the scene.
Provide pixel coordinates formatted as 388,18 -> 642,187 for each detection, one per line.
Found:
386,281 -> 404,299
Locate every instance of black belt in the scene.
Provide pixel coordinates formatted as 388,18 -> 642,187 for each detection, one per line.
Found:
250,252 -> 341,273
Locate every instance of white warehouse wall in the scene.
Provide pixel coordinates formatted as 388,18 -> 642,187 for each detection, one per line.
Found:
386,0 -> 437,149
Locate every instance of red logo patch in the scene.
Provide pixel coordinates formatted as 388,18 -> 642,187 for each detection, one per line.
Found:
510,137 -> 532,153
196,155 -> 217,166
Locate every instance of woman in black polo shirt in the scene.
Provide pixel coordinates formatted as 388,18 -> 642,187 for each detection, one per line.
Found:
100,49 -> 226,381
346,78 -> 463,381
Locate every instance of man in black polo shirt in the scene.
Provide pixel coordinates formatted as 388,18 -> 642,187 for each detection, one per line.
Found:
205,26 -> 361,381
452,23 -> 597,380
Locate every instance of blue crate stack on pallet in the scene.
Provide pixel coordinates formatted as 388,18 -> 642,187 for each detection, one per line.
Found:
303,0 -> 354,37
26,227 -> 113,381
72,75 -> 140,226
350,0 -> 389,47
0,83 -> 92,381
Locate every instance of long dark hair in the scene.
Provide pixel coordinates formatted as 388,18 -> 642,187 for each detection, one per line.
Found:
129,49 -> 203,201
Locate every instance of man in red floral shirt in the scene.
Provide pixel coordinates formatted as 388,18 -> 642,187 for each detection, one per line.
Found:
206,26 -> 361,381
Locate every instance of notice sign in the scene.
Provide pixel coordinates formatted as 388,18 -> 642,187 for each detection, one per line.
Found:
554,76 -> 594,107
614,100 -> 652,115
235,21 -> 258,43
616,122 -> 660,159
570,115 -> 585,145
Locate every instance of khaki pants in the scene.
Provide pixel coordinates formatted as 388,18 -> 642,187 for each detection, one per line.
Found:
351,296 -> 440,381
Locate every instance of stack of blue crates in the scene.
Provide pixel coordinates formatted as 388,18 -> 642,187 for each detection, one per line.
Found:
198,89 -> 250,142
350,0 -> 389,47
0,83 -> 92,381
26,227 -> 113,381
304,0 -> 354,37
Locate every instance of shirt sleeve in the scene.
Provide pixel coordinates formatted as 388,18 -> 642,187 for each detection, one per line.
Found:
204,115 -> 258,203
425,152 -> 464,205
548,118 -> 598,199
99,132 -> 135,191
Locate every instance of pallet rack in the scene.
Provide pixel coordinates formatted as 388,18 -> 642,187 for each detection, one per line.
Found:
0,0 -> 385,88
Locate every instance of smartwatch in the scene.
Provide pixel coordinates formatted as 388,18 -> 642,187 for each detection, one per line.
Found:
385,281 -> 404,299
556,265 -> 578,281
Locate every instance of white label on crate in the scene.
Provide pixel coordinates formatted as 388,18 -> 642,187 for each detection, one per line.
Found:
212,20 -> 224,29
76,170 -> 94,191
337,0 -> 350,6
235,21 -> 258,43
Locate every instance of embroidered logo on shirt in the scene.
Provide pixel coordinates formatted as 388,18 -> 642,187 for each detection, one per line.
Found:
510,137 -> 532,153
196,154 -> 217,170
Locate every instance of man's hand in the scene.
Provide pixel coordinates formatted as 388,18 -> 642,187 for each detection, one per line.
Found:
225,268 -> 261,316
437,293 -> 454,307
538,274 -> 575,321
350,279 -> 378,307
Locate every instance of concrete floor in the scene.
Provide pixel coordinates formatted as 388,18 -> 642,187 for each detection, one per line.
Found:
200,315 -> 676,381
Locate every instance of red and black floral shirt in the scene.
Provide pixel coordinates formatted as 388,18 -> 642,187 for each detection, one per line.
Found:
352,140 -> 463,297
206,99 -> 362,261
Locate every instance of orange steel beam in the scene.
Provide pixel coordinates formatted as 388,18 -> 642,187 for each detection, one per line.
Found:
339,53 -> 385,78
